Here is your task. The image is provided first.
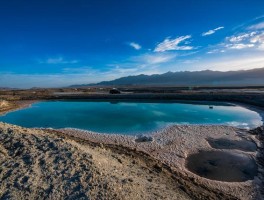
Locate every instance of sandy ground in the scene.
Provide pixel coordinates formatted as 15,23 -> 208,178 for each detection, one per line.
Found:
1,122 -> 255,199
0,100 -> 36,116
61,125 -> 263,200
0,100 -> 264,199
0,122 -> 198,200
0,100 -> 12,114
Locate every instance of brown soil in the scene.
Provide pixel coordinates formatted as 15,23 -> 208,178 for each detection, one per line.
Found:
0,100 -> 36,116
0,122 -> 247,200
0,100 -> 12,114
0,123 -> 193,200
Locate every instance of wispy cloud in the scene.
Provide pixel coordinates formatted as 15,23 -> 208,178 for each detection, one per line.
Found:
128,42 -> 141,50
219,18 -> 264,52
100,53 -> 177,80
208,29 -> 264,54
204,56 -> 264,71
225,43 -> 254,49
40,57 -> 79,64
225,31 -> 264,50
202,26 -> 224,36
227,32 -> 257,42
258,43 -> 264,50
135,53 -> 176,64
206,18 -> 264,54
250,32 -> 264,43
154,35 -> 193,52
248,22 -> 264,30
207,49 -> 225,54
109,66 -> 139,74
62,66 -> 93,73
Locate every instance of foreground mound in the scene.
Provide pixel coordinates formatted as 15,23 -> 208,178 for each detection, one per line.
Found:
0,123 -> 191,200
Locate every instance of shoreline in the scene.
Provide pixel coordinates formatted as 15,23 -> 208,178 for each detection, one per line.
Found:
2,122 -> 249,199
1,99 -> 263,131
59,125 -> 262,199
0,100 -> 38,116
0,99 -> 264,199
44,101 -> 264,199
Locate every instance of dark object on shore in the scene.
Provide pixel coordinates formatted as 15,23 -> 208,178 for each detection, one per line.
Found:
209,105 -> 213,109
249,126 -> 264,135
109,88 -> 121,94
135,135 -> 153,143
153,164 -> 163,173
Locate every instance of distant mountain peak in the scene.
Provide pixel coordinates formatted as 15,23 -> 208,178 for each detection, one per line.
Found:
70,67 -> 264,87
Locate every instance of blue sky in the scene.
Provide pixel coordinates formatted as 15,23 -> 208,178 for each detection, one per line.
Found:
1,0 -> 264,88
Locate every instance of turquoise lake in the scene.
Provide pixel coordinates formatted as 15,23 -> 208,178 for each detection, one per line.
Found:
0,101 -> 262,134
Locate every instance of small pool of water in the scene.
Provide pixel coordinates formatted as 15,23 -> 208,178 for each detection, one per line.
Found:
207,138 -> 257,152
0,100 -> 262,134
186,151 -> 258,182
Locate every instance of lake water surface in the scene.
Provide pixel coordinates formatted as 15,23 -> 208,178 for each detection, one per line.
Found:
0,101 -> 262,134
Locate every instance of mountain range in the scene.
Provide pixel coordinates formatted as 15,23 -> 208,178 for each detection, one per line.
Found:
71,67 -> 264,87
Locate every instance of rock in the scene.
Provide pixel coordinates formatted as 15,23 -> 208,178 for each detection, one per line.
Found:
122,178 -> 133,184
249,126 -> 264,135
127,178 -> 133,182
117,158 -> 122,164
135,135 -> 153,143
153,164 -> 163,173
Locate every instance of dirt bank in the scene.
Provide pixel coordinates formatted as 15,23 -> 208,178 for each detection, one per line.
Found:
1,122 -> 252,199
0,100 -> 36,116
0,122 -> 198,200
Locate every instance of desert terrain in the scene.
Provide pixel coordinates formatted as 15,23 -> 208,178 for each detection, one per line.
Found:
0,87 -> 264,199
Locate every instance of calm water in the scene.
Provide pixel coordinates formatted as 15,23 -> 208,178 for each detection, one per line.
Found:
0,101 -> 262,134
186,151 -> 258,182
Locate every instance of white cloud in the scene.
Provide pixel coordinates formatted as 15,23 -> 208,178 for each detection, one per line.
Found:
181,54 -> 264,72
248,22 -> 264,30
250,32 -> 264,43
2,54 -> 264,88
258,43 -> 264,50
207,49 -> 225,54
62,66 -> 93,73
129,42 -> 141,50
40,57 -> 79,64
207,56 -> 264,71
224,31 -> 264,51
107,66 -> 139,74
225,43 -> 254,49
99,65 -> 162,81
154,35 -> 193,52
202,26 -> 224,36
228,32 -> 256,42
207,19 -> 264,53
101,53 -> 177,80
